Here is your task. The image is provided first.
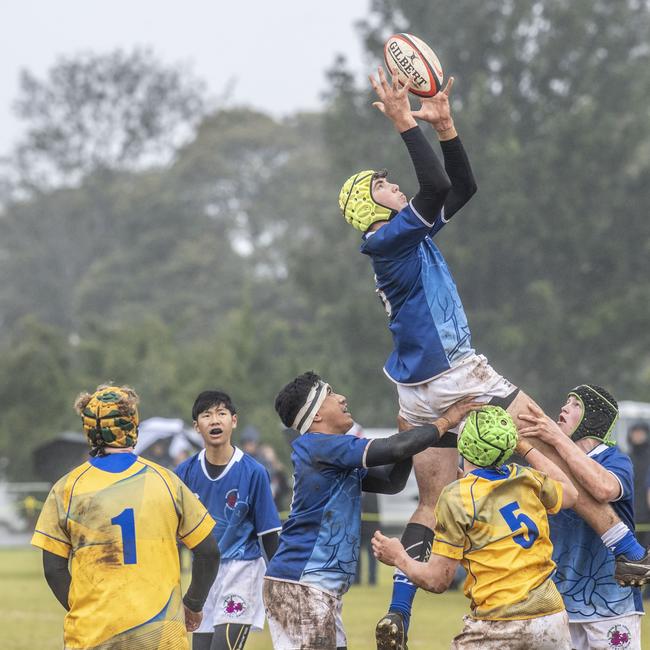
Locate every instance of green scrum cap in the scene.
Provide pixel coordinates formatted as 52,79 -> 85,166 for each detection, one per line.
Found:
338,170 -> 393,232
458,406 -> 518,468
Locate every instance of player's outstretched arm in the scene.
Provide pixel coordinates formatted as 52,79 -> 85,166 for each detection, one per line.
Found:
371,531 -> 459,593
183,534 -> 220,631
519,404 -> 621,503
42,550 -> 71,610
364,397 -> 482,468
516,438 -> 579,509
412,78 -> 477,219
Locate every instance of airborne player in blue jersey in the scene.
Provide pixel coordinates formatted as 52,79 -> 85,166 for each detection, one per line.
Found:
176,390 -> 282,650
338,67 -> 650,649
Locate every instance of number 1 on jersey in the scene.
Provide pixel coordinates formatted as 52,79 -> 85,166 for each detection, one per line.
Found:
499,501 -> 539,549
111,508 -> 137,564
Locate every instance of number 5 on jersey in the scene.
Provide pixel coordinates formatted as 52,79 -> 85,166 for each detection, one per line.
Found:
499,501 -> 539,549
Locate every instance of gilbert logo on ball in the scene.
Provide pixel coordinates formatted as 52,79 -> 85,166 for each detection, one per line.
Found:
384,33 -> 444,98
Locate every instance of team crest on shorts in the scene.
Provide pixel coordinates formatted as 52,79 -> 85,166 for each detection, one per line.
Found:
223,594 -> 247,617
607,623 -> 631,648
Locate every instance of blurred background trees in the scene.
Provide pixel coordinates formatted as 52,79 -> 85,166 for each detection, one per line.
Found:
1,0 -> 649,478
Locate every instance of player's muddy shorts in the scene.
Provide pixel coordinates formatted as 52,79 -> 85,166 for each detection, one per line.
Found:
569,613 -> 642,650
450,610 -> 571,649
397,353 -> 518,436
263,578 -> 345,649
197,557 -> 266,632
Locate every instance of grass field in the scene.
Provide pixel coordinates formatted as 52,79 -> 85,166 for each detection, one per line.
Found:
2,546 -> 648,649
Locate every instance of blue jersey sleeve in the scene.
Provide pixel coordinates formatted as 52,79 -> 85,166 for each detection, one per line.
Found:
600,449 -> 634,502
305,433 -> 370,469
251,466 -> 282,535
362,203 -> 445,259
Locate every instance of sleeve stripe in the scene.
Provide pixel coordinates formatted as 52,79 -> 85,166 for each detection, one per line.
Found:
362,439 -> 373,469
257,527 -> 282,537
608,470 -> 625,502
178,510 -> 211,540
440,205 -> 449,223
433,537 -> 464,548
33,529 -> 71,547
408,200 -> 436,227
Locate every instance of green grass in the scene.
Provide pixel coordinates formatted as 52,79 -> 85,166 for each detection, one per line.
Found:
2,547 -> 648,649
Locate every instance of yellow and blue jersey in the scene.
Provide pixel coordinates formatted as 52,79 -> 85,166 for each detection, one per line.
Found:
432,463 -> 564,621
31,452 -> 215,650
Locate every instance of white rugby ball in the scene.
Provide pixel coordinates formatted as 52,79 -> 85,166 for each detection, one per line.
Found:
383,33 -> 444,98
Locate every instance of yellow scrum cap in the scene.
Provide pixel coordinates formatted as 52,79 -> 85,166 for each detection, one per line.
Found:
339,170 -> 393,232
80,386 -> 139,453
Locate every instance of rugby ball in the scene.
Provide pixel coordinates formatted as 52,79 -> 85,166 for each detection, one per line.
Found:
383,33 -> 444,98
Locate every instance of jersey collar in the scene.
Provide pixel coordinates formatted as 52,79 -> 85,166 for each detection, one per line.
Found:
198,446 -> 243,481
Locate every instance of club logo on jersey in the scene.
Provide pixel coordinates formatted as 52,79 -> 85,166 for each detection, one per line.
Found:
223,594 -> 247,617
225,488 -> 239,509
608,623 -> 631,648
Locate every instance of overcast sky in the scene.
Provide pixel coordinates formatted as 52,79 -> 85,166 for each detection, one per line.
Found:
0,0 -> 371,155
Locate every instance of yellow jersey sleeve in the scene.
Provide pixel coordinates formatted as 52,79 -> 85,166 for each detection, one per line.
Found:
432,485 -> 469,560
31,480 -> 72,558
176,477 -> 215,549
528,468 -> 563,515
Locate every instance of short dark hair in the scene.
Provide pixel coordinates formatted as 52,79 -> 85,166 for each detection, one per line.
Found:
192,390 -> 237,421
275,371 -> 322,428
629,422 -> 650,435
371,169 -> 388,184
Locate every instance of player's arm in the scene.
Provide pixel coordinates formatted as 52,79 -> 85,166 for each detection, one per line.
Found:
371,531 -> 459,593
362,458 -> 412,494
370,67 -> 451,224
42,550 -> 71,610
183,534 -> 220,614
519,404 -> 619,503
412,78 -> 477,219
259,531 -> 279,562
517,444 -> 578,509
364,396 -> 482,467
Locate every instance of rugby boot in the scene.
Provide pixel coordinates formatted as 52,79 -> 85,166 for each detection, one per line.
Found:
614,549 -> 650,587
375,611 -> 408,650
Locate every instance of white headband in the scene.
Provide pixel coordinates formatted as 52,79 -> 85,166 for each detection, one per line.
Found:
291,381 -> 330,434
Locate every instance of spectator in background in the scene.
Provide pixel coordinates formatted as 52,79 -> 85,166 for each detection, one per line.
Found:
629,423 -> 650,547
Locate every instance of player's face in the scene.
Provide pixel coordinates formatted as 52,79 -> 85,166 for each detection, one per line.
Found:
315,387 -> 354,433
557,395 -> 583,436
194,403 -> 237,449
372,176 -> 408,212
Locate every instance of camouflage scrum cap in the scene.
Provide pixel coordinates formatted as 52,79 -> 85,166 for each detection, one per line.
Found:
338,170 -> 393,232
458,406 -> 518,468
568,385 -> 618,446
80,386 -> 139,454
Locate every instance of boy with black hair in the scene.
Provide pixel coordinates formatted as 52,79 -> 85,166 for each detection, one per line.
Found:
264,371 -> 481,650
176,390 -> 282,650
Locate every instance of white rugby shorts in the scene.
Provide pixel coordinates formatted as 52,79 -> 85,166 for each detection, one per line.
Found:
263,578 -> 345,650
397,353 -> 517,432
196,557 -> 266,633
569,613 -> 642,650
451,610 -> 571,649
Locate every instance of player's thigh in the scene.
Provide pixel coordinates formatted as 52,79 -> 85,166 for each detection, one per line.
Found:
505,389 -> 542,426
263,579 -> 338,650
413,446 -> 459,506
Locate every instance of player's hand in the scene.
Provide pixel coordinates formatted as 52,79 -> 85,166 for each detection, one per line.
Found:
184,605 -> 203,632
439,396 -> 484,431
371,530 -> 405,566
411,77 -> 455,134
369,66 -> 417,132
517,403 -> 564,446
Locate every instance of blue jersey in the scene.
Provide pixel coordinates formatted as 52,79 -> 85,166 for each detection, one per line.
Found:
549,444 -> 643,621
175,447 -> 281,561
266,433 -> 370,597
361,202 -> 474,385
